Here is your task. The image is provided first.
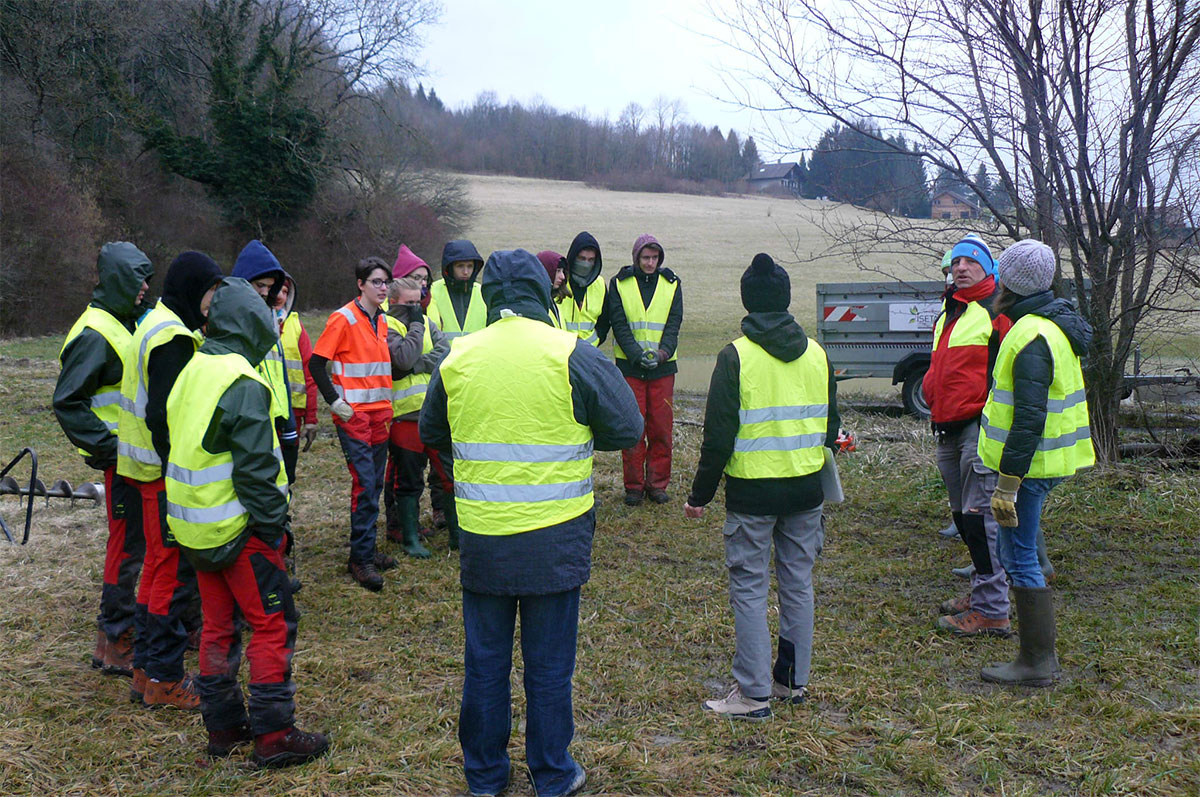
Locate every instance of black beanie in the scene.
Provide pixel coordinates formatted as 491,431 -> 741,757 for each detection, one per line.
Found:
740,253 -> 790,312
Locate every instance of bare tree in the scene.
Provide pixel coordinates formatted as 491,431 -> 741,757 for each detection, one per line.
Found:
723,0 -> 1200,461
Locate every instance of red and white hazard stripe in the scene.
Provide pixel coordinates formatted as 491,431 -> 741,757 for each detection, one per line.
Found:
823,305 -> 867,322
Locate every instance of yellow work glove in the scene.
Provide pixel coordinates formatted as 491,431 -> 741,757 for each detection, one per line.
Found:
991,473 -> 1022,527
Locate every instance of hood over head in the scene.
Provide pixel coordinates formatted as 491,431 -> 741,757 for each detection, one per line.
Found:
160,251 -> 223,331
536,250 -> 565,283
201,277 -> 279,367
392,244 -> 430,280
479,249 -> 553,326
93,242 -> 154,320
565,231 -> 603,289
1011,293 -> 1093,357
741,312 -> 809,363
440,239 -> 484,284
631,233 -> 665,267
232,240 -> 290,310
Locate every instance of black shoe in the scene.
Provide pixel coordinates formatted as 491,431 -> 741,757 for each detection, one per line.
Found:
348,561 -> 383,591
648,488 -> 670,504
624,490 -> 644,506
252,726 -> 330,768
374,551 -> 398,571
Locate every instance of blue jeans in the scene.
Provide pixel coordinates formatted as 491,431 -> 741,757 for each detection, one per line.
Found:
461,587 -> 581,797
996,477 -> 1063,587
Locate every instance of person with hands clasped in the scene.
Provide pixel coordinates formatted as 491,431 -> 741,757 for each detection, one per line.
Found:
683,254 -> 839,720
309,257 -> 398,591
977,239 -> 1095,687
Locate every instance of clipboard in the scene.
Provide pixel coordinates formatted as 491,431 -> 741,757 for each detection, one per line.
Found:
820,448 -> 844,504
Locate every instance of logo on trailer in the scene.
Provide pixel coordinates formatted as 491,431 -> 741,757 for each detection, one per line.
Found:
823,305 -> 867,322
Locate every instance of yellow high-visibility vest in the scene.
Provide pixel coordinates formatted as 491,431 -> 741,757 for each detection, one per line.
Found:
725,337 -> 829,479
116,304 -> 201,481
439,316 -> 593,535
613,274 -> 677,361
259,340 -> 292,425
280,313 -> 307,411
558,279 -> 606,346
166,352 -> 288,550
978,314 -> 1095,477
428,280 -> 487,342
384,314 -> 433,417
60,306 -> 133,459
933,299 -> 993,350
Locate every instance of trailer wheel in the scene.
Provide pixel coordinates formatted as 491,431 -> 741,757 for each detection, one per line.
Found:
902,368 -> 931,419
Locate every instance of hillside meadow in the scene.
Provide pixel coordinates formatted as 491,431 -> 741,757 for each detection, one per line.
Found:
1,176 -> 1197,795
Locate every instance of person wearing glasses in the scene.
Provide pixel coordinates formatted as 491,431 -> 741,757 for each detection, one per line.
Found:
309,258 -> 397,591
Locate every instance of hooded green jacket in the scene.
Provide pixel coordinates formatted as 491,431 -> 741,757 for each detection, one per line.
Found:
53,243 -> 154,469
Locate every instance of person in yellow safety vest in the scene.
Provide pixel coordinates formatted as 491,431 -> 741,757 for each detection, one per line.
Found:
276,280 -> 319,451
978,240 -> 1095,688
116,251 -> 223,710
684,253 -> 840,720
428,238 -> 488,343
558,232 -> 610,346
54,242 -> 154,679
167,277 -> 329,768
419,249 -> 642,797
607,233 -> 684,506
536,250 -> 567,329
383,276 -> 450,557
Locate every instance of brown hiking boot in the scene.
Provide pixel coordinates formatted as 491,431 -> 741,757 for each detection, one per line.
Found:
374,551 -> 398,571
102,629 -> 134,677
939,592 -> 972,615
385,526 -> 404,544
648,488 -> 670,504
143,675 -> 200,710
252,726 -> 330,768
92,630 -> 106,669
130,668 -> 148,704
207,724 -> 254,758
937,609 -> 1013,637
348,560 -> 383,592
432,508 -> 446,529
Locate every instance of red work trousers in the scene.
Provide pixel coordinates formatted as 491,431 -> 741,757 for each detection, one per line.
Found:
621,374 -> 675,492
99,467 -> 144,642
132,477 -> 196,681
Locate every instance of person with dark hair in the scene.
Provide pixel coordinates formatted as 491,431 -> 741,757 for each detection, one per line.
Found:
116,251 -> 223,709
558,233 -> 609,346
54,242 -> 154,678
608,233 -> 684,506
536,249 -> 568,328
979,239 -> 1094,686
308,257 -> 397,591
420,249 -> 641,797
167,277 -> 328,767
685,253 -> 839,719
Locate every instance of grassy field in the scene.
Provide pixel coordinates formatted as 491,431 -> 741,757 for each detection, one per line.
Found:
1,177 -> 1197,795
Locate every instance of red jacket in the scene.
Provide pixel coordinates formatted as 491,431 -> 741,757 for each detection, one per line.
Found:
924,276 -> 1012,425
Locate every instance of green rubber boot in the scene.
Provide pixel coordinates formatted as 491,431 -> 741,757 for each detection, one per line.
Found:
445,499 -> 460,551
399,496 -> 431,559
981,585 -> 1059,687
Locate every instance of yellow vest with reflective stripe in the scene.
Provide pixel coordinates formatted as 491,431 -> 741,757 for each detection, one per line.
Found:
558,279 -> 606,346
933,299 -> 992,350
280,312 -> 307,410
116,304 -> 201,482
384,314 -> 433,417
60,306 -> 134,459
613,273 -> 677,361
428,280 -> 487,341
166,352 -> 288,550
439,316 -> 593,535
258,340 -> 292,424
978,315 -> 1095,477
725,337 -> 829,479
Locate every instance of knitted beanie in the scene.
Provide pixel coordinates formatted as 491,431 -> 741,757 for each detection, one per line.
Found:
997,239 -> 1056,296
741,253 -> 790,312
949,234 -> 996,276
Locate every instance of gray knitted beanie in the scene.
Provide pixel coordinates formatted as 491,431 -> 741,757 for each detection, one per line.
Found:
997,239 -> 1056,296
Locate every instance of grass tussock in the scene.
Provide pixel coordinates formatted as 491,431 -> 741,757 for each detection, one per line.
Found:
1,354 -> 1197,796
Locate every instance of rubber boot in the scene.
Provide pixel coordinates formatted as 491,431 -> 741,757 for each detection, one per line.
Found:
981,585 -> 1059,687
445,499 -> 460,551
399,496 -> 431,559
1036,526 -> 1054,582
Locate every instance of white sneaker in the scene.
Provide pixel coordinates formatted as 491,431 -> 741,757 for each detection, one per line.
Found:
702,685 -> 772,721
771,680 -> 808,704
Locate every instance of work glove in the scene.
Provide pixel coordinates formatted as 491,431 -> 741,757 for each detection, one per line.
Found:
399,302 -> 423,326
301,423 -> 319,451
639,348 -> 659,370
330,397 -> 354,422
991,473 -> 1021,527
657,349 -> 669,364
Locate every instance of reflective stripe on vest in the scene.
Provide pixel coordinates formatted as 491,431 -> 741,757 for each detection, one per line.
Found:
559,279 -> 606,347
725,336 -> 829,479
385,314 -> 434,416
116,305 -> 200,481
280,312 -> 307,409
978,315 -> 1095,478
319,301 -> 392,412
613,274 -> 677,361
439,316 -> 594,535
60,306 -> 134,459
166,352 -> 288,550
429,280 -> 487,341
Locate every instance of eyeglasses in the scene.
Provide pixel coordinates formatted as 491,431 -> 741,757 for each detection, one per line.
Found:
366,278 -> 389,288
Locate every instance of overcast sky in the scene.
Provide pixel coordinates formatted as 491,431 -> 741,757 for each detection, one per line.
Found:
416,0 -> 809,158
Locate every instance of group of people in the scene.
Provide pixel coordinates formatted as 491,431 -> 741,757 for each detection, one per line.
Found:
52,227 -> 1093,795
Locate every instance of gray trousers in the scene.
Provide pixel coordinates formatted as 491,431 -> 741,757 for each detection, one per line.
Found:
723,506 -> 824,699
935,421 -> 1009,618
